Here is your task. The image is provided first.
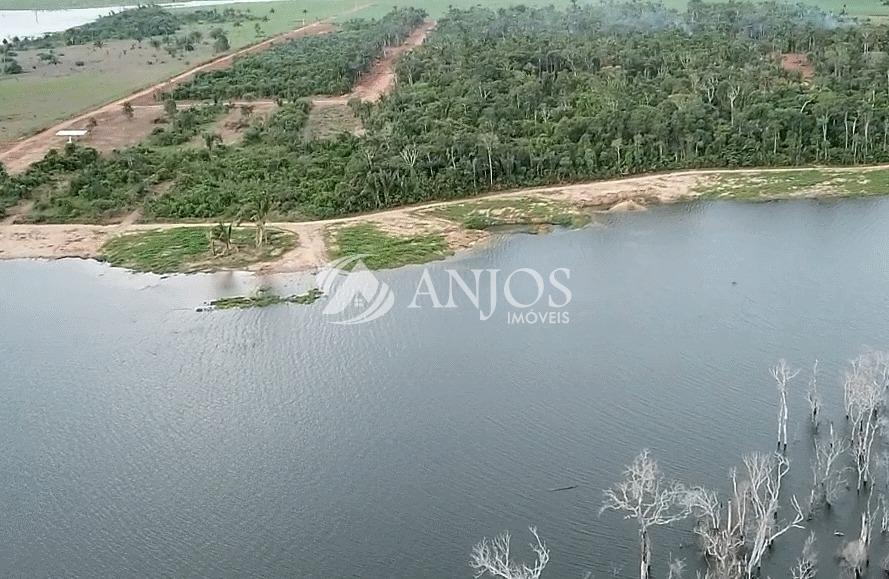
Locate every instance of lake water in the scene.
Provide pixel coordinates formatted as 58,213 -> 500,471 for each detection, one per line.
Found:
3,199 -> 889,577
0,0 -> 292,40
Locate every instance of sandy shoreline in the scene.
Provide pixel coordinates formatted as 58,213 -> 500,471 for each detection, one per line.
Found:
5,163 -> 888,273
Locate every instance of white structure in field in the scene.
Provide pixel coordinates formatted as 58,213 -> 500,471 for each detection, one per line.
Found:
55,129 -> 88,144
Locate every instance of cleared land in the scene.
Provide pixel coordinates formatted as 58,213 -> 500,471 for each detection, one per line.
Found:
7,2 -> 889,273
4,164 -> 889,272
306,18 -> 434,136
0,0 -> 371,149
0,20 -> 335,173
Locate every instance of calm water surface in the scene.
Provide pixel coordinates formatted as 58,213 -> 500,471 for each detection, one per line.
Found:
3,199 -> 889,577
1,0 -> 293,39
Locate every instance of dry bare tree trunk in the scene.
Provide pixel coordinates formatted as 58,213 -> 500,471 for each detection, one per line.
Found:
685,484 -> 744,578
742,453 -> 805,578
601,450 -> 689,579
666,557 -> 686,579
640,529 -> 652,579
808,422 -> 850,515
844,352 -> 889,491
806,361 -> 822,433
790,532 -> 817,579
771,360 -> 800,452
686,453 -> 804,579
470,527 -> 549,579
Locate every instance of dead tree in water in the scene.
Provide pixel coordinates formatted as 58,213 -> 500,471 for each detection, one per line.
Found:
806,361 -> 822,433
807,422 -> 850,515
685,452 -> 804,579
790,532 -> 817,579
469,527 -> 549,579
840,497 -> 875,579
844,352 -> 889,491
741,453 -> 805,577
771,360 -> 799,452
875,454 -> 889,534
666,557 -> 686,579
684,484 -> 743,578
601,450 -> 689,579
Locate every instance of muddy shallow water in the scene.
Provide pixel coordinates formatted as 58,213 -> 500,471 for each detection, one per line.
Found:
3,199 -> 889,577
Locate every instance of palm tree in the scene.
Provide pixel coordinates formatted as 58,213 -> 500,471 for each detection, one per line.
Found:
209,222 -> 235,255
239,193 -> 274,248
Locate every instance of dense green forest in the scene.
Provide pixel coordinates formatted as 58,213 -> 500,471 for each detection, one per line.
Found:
6,2 -> 889,222
171,7 -> 426,100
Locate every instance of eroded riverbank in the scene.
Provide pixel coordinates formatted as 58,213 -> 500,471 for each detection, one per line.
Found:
3,164 -> 889,273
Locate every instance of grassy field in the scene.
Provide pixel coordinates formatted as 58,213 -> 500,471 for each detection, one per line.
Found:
0,0 -> 362,142
697,168 -> 889,200
327,223 -> 450,269
427,196 -> 590,230
304,103 -> 362,140
101,225 -> 295,273
0,43 -> 212,141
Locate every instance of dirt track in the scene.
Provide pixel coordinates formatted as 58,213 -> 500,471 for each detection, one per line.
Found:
0,13 -> 360,174
311,19 -> 436,106
4,164 -> 886,272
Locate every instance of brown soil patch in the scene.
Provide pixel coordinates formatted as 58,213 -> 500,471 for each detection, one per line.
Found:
81,104 -> 167,152
1,199 -> 35,224
190,100 -> 279,147
353,19 -> 436,102
304,19 -> 435,140
607,199 -> 647,213
304,101 -> 363,139
778,52 -> 815,80
311,19 -> 436,108
0,20 -> 337,175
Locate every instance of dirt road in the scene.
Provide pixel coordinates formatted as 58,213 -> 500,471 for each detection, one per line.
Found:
4,164 -> 882,272
0,9 -> 373,174
311,19 -> 436,106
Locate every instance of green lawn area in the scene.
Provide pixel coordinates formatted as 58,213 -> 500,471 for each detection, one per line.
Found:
697,168 -> 889,200
101,225 -> 295,273
427,196 -> 589,230
0,0 -> 362,141
327,222 -> 450,270
0,55 -> 196,142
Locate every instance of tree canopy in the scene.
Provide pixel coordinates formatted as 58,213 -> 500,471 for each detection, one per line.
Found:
7,2 -> 889,222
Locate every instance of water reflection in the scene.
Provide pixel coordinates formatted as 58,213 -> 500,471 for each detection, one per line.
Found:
2,199 -> 889,577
